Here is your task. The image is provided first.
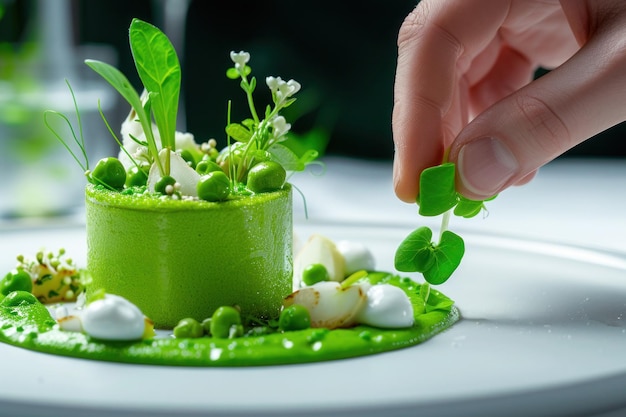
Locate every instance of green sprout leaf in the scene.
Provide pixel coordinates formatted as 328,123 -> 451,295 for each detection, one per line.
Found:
84,59 -> 162,174
268,143 -> 318,172
395,227 -> 464,285
394,226 -> 437,273
423,230 -> 464,285
129,18 -> 181,151
418,163 -> 457,216
225,123 -> 252,143
454,194 -> 497,218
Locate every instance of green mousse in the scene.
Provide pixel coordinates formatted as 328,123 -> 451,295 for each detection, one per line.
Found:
85,184 -> 293,329
0,273 -> 459,366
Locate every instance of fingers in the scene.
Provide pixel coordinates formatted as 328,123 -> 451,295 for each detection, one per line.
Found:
449,2 -> 626,200
392,0 -> 511,202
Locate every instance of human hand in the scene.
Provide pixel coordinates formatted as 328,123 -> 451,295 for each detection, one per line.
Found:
392,0 -> 626,202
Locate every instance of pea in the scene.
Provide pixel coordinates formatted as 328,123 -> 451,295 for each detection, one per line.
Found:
302,263 -> 330,286
279,304 -> 311,331
155,175 -> 176,195
91,157 -> 126,189
0,290 -> 38,307
180,150 -> 196,169
173,318 -> 204,338
125,164 -> 149,187
197,171 -> 230,202
195,160 -> 222,176
1,269 -> 32,296
246,161 -> 286,193
210,306 -> 243,339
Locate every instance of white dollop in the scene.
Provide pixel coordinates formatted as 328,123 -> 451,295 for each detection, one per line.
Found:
335,240 -> 375,275
81,295 -> 146,341
147,149 -> 201,197
355,284 -> 414,328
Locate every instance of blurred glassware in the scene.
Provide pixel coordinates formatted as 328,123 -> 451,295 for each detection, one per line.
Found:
0,0 -> 118,218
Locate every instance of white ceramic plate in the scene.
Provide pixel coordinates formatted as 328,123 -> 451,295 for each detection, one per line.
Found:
1,221 -> 626,417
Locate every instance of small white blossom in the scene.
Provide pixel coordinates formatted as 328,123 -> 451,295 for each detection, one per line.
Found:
230,51 -> 250,71
266,76 -> 301,106
271,115 -> 291,139
266,76 -> 280,93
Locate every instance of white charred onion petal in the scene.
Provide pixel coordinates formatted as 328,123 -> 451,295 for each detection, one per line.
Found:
284,281 -> 366,329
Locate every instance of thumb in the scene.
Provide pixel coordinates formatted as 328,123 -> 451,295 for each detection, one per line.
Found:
449,30 -> 626,200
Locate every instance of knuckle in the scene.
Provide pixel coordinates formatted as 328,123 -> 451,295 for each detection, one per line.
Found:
513,94 -> 571,158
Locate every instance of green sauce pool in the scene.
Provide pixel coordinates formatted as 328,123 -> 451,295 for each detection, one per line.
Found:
0,273 -> 459,366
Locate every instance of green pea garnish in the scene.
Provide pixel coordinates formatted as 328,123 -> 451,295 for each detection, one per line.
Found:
197,171 -> 230,202
210,306 -> 243,339
301,263 -> 330,286
90,157 -> 126,190
154,175 -> 176,195
246,161 -> 286,193
195,160 -> 222,176
125,164 -> 149,187
180,150 -> 196,169
279,304 -> 311,331
173,318 -> 204,338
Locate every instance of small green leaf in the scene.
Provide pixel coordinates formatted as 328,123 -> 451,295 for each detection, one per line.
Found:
226,68 -> 240,79
129,18 -> 181,150
454,194 -> 497,218
394,226 -> 436,273
85,59 -> 160,171
419,163 -> 458,216
422,230 -> 465,285
454,196 -> 484,218
268,143 -> 316,172
225,123 -> 252,143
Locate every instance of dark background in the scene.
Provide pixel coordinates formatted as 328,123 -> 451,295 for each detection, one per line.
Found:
2,0 -> 625,160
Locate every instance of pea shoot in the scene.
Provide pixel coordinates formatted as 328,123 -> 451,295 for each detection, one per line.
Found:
394,163 -> 495,285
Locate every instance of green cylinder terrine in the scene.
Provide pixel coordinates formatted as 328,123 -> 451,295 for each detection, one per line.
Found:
85,184 -> 293,328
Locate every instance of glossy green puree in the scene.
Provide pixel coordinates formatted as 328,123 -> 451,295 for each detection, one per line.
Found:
0,273 -> 459,366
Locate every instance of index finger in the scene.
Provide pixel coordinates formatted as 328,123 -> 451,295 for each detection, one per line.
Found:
392,0 -> 510,202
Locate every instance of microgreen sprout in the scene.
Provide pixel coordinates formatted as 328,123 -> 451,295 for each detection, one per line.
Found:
223,51 -> 315,189
394,162 -> 496,285
43,80 -> 89,173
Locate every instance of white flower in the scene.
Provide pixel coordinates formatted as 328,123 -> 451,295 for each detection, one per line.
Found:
271,115 -> 291,138
266,76 -> 301,106
230,51 -> 250,71
266,76 -> 280,93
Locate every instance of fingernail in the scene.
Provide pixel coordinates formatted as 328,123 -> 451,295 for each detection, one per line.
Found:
458,137 -> 519,196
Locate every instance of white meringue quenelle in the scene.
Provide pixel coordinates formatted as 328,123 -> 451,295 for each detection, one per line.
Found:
81,294 -> 147,341
355,284 -> 414,329
56,294 -> 150,341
